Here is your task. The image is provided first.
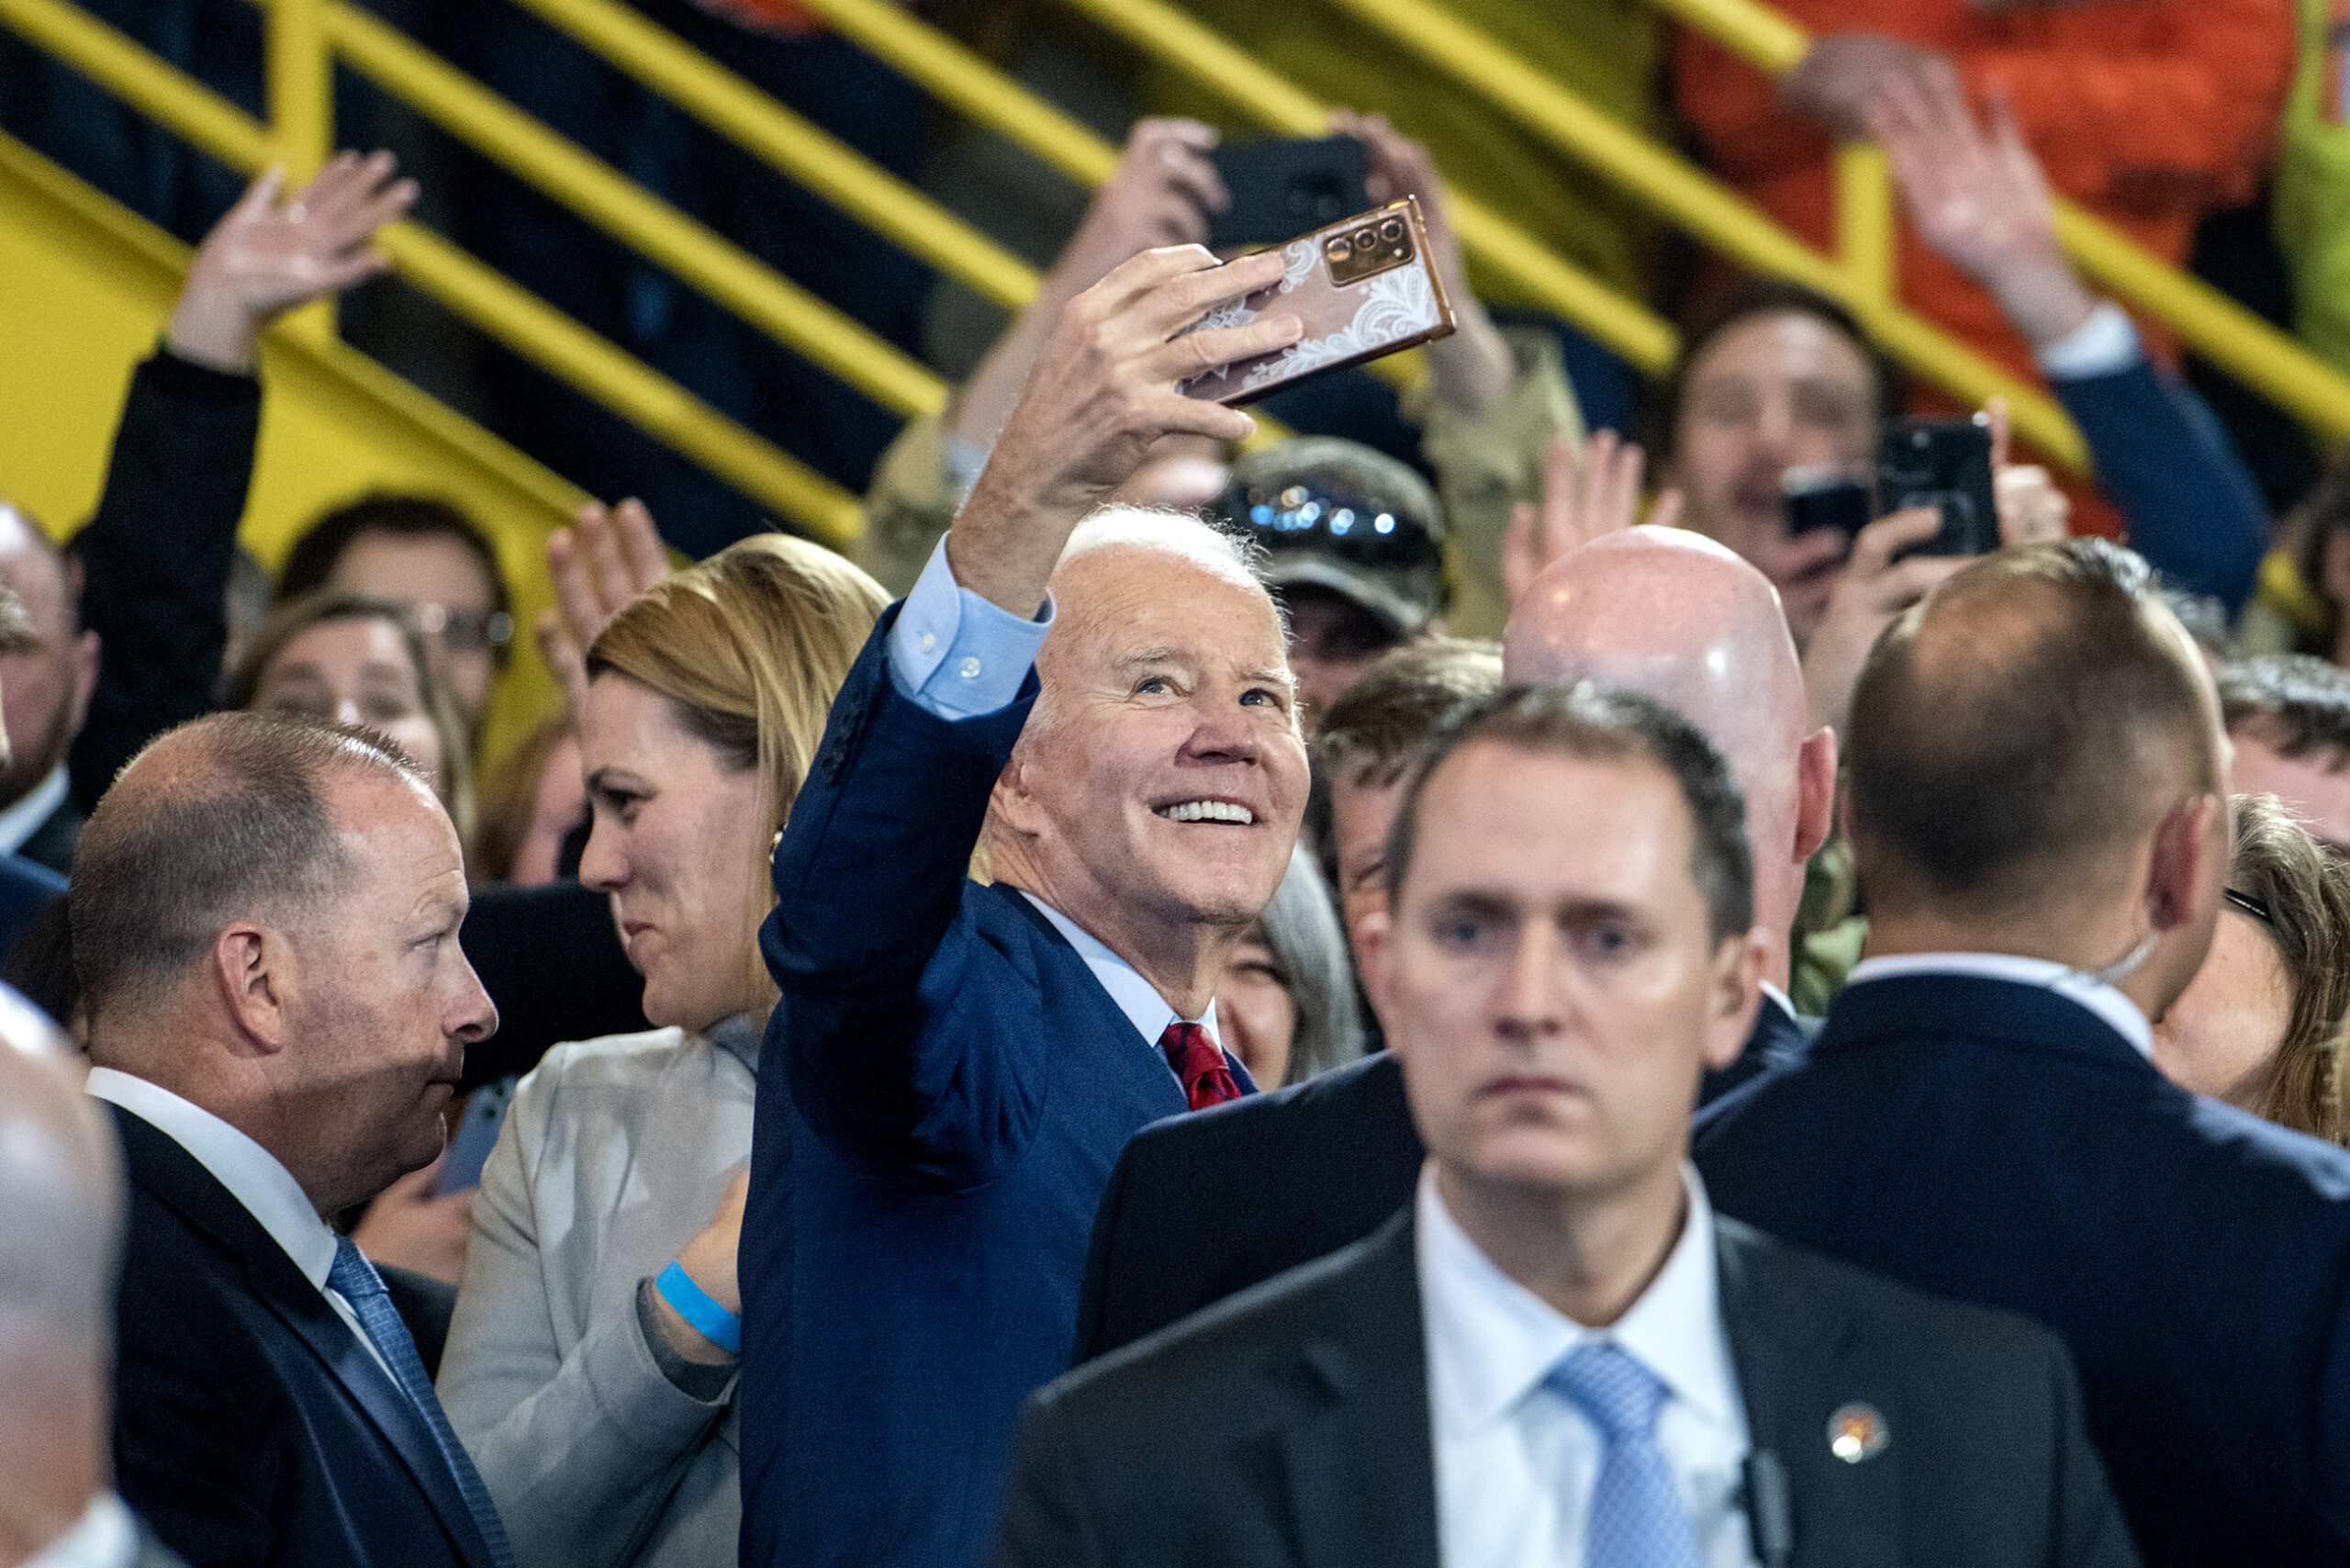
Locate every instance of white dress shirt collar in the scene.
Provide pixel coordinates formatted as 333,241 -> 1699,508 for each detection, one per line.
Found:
0,764 -> 69,857
1419,1163 -> 1742,1441
86,1067 -> 338,1289
1757,983 -> 1797,1027
23,1492 -> 138,1568
1845,951 -> 2154,1059
87,1068 -> 400,1385
1017,890 -> 1222,1050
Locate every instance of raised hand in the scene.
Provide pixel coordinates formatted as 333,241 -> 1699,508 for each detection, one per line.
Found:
536,498 -> 671,721
167,150 -> 418,373
1781,32 -> 1952,140
1865,75 -> 2098,349
1984,398 -> 2070,546
948,244 -> 1302,618
1801,507 -> 1970,732
1327,108 -> 1511,414
1502,431 -> 1685,609
950,120 -> 1230,454
348,1156 -> 476,1286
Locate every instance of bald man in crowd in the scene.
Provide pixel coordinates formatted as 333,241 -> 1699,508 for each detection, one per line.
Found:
0,999 -> 185,1568
83,713 -> 509,1568
1076,523 -> 1834,1358
1695,540 -> 2350,1567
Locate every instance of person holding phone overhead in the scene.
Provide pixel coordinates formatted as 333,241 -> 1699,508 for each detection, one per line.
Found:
435,507 -> 888,1568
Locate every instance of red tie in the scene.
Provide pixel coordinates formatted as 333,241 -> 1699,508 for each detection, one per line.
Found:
1159,1021 -> 1241,1111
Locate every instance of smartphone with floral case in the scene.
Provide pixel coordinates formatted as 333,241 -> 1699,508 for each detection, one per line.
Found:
1178,196 -> 1456,406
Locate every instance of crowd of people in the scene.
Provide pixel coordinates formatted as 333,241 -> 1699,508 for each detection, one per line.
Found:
10,5 -> 2350,1566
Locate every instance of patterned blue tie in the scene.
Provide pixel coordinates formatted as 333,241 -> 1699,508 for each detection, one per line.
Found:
328,1238 -> 516,1568
1547,1341 -> 1705,1568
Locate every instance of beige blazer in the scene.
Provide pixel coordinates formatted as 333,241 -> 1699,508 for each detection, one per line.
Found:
438,1017 -> 758,1568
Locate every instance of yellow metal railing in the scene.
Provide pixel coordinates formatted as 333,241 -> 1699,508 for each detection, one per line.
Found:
1055,0 -> 2087,469
1655,0 -> 2350,445
0,0 -> 866,542
14,0 -> 2346,533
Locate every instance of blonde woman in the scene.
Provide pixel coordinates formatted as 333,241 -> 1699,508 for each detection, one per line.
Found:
437,525 -> 887,1568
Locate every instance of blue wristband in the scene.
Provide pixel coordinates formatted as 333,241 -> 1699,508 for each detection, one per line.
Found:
655,1260 -> 742,1354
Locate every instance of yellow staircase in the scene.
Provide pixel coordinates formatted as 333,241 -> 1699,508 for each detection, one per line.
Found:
6,0 -> 2350,764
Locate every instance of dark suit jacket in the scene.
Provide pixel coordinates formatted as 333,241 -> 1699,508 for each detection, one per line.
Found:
0,851 -> 66,970
1695,972 -> 2350,1568
16,790 -> 81,877
109,1105 -> 501,1568
1001,1207 -> 2138,1568
1076,997 -> 1811,1360
741,613 -> 1252,1568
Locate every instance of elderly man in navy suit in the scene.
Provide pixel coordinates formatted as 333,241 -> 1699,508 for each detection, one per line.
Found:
79,712 -> 509,1568
1696,539 -> 2350,1567
1076,524 -> 1838,1360
738,244 -> 1315,1568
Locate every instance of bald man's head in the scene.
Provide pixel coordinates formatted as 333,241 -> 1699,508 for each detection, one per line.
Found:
1503,528 -> 1834,981
1850,539 -> 2222,924
0,1007 -> 117,1354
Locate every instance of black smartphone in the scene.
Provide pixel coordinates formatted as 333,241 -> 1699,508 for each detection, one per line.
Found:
1781,467 -> 1874,542
1206,137 -> 1371,252
1878,418 -> 1998,557
435,1077 -> 515,1195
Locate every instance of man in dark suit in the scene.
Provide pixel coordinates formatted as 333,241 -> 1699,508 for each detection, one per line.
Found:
1001,682 -> 2135,1568
0,503 -> 95,879
1695,538 -> 2350,1568
75,711 -> 510,1568
740,244 -> 1314,1568
1077,526 -> 1833,1358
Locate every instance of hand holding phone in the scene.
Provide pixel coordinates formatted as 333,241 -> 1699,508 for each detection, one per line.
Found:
1178,197 -> 1457,406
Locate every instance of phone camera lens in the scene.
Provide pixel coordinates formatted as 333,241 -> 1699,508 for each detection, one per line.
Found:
1352,228 -> 1378,252
1379,218 -> 1404,242
1324,238 -> 1350,263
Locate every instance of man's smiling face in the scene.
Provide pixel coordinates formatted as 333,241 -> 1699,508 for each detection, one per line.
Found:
996,543 -> 1309,937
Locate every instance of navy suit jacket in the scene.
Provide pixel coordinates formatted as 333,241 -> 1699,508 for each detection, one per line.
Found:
1075,995 -> 1811,1360
108,1106 -> 500,1568
741,612 -> 1248,1568
1013,1208 -> 2137,1568
0,850 -> 64,964
1694,972 -> 2350,1568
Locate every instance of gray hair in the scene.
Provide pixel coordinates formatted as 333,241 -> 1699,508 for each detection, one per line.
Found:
1258,845 -> 1367,1085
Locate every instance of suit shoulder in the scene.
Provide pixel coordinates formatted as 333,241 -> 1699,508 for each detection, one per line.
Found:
520,1026 -> 697,1103
1037,1228 -> 1393,1432
1722,1217 -> 2068,1372
1123,1053 -> 1404,1164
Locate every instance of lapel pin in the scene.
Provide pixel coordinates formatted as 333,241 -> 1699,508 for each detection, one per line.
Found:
1828,1403 -> 1889,1464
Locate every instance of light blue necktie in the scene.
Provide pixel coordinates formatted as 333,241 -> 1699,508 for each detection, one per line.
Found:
328,1238 -> 517,1568
1547,1341 -> 1705,1568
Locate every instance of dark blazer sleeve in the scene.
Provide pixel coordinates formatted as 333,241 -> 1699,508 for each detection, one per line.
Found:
69,348 -> 259,812
991,1394 -> 1106,1568
2053,361 -> 2268,617
757,611 -> 1042,1177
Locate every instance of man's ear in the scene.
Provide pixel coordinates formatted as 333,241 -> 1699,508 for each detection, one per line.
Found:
2147,793 -> 2226,934
1701,929 -> 1766,1072
988,748 -> 1047,842
1793,726 -> 1838,864
212,924 -> 292,1057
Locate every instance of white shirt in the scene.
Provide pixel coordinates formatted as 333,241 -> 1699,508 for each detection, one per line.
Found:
1845,951 -> 2154,1060
1418,1166 -> 1760,1568
0,764 -> 69,856
24,1493 -> 137,1568
85,1068 -> 397,1384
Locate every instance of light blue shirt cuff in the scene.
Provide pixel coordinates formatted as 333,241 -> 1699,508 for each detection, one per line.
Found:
2034,300 -> 2143,382
887,534 -> 1056,719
